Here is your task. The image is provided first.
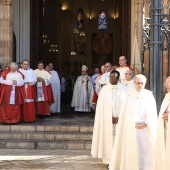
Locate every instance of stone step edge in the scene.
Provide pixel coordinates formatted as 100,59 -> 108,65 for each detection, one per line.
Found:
0,131 -> 93,134
0,125 -> 93,132
0,140 -> 92,150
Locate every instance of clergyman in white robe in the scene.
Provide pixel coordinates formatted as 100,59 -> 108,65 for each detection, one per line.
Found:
71,65 -> 94,112
109,74 -> 157,170
71,75 -> 93,112
154,76 -> 170,170
91,70 -> 126,165
50,70 -> 61,113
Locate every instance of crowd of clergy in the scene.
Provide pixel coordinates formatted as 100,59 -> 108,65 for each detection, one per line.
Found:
0,60 -> 61,123
0,55 -> 170,170
80,56 -> 169,170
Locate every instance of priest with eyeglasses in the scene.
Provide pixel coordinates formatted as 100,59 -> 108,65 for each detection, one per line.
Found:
109,74 -> 157,170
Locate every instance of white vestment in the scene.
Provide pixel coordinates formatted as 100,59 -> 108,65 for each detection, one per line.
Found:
94,74 -> 102,96
109,89 -> 157,170
50,70 -> 61,113
98,71 -> 112,86
116,66 -> 131,82
71,75 -> 94,112
34,69 -> 51,101
91,83 -> 126,164
154,92 -> 170,170
123,79 -> 134,91
19,68 -> 37,102
0,72 -> 24,104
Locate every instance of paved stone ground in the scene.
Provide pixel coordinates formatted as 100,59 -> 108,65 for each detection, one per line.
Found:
0,149 -> 106,170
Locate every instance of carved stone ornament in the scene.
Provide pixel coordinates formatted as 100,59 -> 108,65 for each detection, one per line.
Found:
3,0 -> 12,5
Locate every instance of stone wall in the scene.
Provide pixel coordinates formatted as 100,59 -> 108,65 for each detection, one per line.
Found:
0,0 -> 13,68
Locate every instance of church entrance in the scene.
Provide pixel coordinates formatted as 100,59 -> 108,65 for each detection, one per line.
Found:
30,0 -> 131,74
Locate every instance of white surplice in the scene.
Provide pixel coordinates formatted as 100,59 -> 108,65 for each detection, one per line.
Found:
71,75 -> 94,112
154,92 -> 170,170
0,71 -> 24,104
98,71 -> 112,86
91,82 -> 126,164
123,79 -> 134,91
50,70 -> 61,113
109,89 -> 157,170
19,68 -> 37,102
34,69 -> 51,101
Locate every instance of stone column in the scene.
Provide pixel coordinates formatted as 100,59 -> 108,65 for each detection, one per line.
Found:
0,0 -> 13,67
13,0 -> 30,62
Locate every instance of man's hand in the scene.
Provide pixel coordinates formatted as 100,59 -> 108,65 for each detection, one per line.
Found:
37,77 -> 44,82
162,111 -> 169,121
135,122 -> 147,129
12,80 -> 17,85
112,117 -> 119,124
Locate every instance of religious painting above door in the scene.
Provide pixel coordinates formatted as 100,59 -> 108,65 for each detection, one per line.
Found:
98,10 -> 107,30
76,8 -> 84,30
92,33 -> 113,67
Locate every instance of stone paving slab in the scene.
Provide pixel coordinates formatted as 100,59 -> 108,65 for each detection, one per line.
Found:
0,149 -> 106,170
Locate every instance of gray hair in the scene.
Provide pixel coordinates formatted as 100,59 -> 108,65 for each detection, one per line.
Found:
129,70 -> 135,77
10,62 -> 18,68
134,74 -> 147,83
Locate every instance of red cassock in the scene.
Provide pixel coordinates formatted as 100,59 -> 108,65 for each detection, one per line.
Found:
36,83 -> 55,115
92,74 -> 101,104
21,84 -> 37,122
0,70 -> 25,123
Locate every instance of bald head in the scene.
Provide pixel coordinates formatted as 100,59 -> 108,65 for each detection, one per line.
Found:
119,56 -> 127,67
164,76 -> 170,93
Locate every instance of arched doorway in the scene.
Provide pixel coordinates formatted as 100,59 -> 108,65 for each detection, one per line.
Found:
30,0 -> 131,73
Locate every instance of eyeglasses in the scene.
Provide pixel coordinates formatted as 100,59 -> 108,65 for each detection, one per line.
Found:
109,76 -> 117,79
135,82 -> 144,85
164,82 -> 170,85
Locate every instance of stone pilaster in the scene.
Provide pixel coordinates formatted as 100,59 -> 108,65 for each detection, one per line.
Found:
0,0 -> 12,67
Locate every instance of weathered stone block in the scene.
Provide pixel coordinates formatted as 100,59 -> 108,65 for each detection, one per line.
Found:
80,133 -> 92,140
0,125 -> 10,131
0,133 -> 27,140
11,125 -> 36,132
85,141 -> 92,150
67,141 -> 85,150
80,126 -> 93,133
55,133 -> 80,141
27,133 -> 54,140
5,142 -> 35,149
45,126 -> 67,132
0,141 -> 5,148
37,141 -> 67,150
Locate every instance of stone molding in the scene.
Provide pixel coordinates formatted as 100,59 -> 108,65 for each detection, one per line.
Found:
3,0 -> 12,5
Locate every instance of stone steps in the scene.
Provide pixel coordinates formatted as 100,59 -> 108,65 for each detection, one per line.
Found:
0,140 -> 92,150
0,119 -> 94,150
0,131 -> 92,141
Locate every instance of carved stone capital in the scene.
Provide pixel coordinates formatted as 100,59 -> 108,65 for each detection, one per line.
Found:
3,0 -> 12,5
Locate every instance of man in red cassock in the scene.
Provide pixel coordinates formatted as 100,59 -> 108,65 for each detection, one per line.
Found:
0,62 -> 25,124
34,61 -> 54,118
19,59 -> 37,122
